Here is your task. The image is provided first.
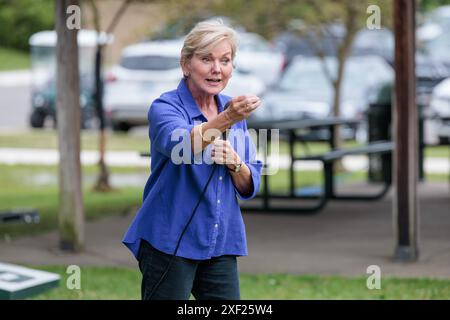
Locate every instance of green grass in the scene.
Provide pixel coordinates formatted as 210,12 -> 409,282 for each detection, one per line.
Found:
278,140 -> 449,159
0,47 -> 30,71
262,168 -> 336,194
28,266 -> 450,300
0,129 -> 150,152
265,169 -> 448,193
277,140 -> 359,156
0,164 -> 146,239
0,130 -> 448,159
425,145 -> 450,158
1,163 -> 447,239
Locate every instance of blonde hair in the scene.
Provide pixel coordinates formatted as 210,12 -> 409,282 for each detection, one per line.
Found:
180,19 -> 237,69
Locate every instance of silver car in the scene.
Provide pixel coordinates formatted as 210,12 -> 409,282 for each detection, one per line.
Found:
249,55 -> 394,141
429,77 -> 450,144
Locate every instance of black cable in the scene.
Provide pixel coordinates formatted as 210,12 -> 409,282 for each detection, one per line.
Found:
147,102 -> 231,299
147,162 -> 218,299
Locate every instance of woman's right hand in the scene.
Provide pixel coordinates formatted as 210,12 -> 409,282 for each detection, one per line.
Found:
224,95 -> 261,124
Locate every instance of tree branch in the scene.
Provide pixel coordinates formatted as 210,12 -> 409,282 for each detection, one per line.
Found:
87,0 -> 101,33
106,0 -> 133,34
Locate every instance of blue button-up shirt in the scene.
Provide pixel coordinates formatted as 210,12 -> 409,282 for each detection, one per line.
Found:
123,79 -> 262,260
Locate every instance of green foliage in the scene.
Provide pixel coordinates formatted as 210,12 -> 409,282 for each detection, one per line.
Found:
0,0 -> 55,51
0,130 -> 447,157
0,129 -> 149,151
419,0 -> 450,11
161,0 -> 394,40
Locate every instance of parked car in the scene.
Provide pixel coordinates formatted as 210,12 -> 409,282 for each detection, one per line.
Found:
273,24 -> 394,67
424,5 -> 450,28
352,28 -> 394,65
429,77 -> 450,144
234,32 -> 286,86
248,55 -> 394,141
416,53 -> 450,107
28,30 -> 112,129
104,39 -> 265,131
421,31 -> 450,65
272,22 -> 345,65
361,54 -> 450,145
30,73 -> 97,129
417,6 -> 450,67
251,55 -> 394,120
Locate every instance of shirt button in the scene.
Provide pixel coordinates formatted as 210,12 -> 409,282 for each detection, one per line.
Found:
219,176 -> 223,180
214,224 -> 218,228
217,199 -> 221,204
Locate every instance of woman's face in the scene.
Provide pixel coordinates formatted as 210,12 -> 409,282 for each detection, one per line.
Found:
183,39 -> 233,96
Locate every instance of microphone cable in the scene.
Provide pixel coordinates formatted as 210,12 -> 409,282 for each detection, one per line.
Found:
147,164 -> 217,300
148,102 -> 231,299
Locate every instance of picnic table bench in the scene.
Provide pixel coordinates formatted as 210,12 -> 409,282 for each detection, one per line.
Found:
139,117 -> 396,213
293,140 -> 393,212
244,117 -> 393,213
0,209 -> 40,225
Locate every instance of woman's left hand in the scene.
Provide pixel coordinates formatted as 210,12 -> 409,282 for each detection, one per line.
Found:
211,139 -> 241,169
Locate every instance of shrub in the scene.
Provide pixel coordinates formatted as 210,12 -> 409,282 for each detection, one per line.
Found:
0,0 -> 55,51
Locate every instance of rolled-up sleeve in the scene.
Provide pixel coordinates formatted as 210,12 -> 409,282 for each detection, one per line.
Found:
234,121 -> 262,200
149,98 -> 194,159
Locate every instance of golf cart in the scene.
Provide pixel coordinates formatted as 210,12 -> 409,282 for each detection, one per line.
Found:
28,29 -> 112,129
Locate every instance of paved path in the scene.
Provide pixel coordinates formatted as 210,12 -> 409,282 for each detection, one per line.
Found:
1,182 -> 449,279
0,70 -> 31,87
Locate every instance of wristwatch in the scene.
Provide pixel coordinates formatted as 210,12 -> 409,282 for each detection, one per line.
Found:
229,161 -> 243,173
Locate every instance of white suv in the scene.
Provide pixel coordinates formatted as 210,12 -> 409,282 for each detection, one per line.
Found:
429,77 -> 450,144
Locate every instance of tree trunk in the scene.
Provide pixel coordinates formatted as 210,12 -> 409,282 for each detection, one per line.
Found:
331,77 -> 345,172
88,0 -> 132,192
93,45 -> 113,192
56,0 -> 84,252
331,1 -> 359,172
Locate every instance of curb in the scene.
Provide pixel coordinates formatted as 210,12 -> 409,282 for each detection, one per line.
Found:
0,70 -> 32,87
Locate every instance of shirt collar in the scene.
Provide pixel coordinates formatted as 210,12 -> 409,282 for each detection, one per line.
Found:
177,79 -> 228,120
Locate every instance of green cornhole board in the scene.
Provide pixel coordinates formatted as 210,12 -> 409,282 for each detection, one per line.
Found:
0,263 -> 60,300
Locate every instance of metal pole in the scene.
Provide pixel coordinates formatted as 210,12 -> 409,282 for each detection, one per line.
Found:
392,0 -> 419,261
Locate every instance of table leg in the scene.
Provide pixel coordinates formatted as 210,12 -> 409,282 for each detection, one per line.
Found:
328,125 -> 335,196
329,125 -> 336,150
289,131 -> 295,197
263,138 -> 269,210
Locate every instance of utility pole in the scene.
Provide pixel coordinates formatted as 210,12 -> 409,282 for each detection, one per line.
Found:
392,0 -> 419,261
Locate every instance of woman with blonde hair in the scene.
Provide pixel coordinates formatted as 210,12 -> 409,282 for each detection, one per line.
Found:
123,19 -> 262,300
